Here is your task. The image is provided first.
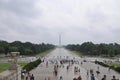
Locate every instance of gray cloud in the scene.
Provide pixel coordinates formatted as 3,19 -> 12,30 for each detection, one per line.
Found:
0,0 -> 120,45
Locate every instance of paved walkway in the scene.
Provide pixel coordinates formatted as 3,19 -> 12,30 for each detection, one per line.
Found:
25,48 -> 120,80
82,62 -> 120,80
30,61 -> 88,80
30,48 -> 89,80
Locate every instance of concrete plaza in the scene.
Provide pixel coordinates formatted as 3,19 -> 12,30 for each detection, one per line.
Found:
25,48 -> 120,80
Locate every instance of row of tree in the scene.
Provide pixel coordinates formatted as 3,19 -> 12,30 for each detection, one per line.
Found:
0,40 -> 55,55
66,42 -> 120,56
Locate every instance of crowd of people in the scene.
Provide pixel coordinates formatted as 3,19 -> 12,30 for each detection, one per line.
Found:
90,73 -> 119,80
89,66 -> 120,80
21,56 -> 120,80
21,69 -> 34,80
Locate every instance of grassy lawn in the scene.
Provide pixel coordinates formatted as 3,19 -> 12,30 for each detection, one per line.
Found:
0,62 -> 11,72
71,51 -> 92,57
0,62 -> 28,73
18,62 -> 28,67
37,50 -> 53,57
107,62 -> 120,67
71,51 -> 83,57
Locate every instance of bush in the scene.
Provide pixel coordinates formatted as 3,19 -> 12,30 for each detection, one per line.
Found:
95,61 -> 120,73
23,59 -> 41,72
113,66 -> 120,73
95,61 -> 109,67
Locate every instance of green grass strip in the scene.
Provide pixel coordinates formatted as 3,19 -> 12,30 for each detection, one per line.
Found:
107,63 -> 120,67
0,62 -> 28,72
37,49 -> 53,57
0,62 -> 11,72
18,62 -> 29,67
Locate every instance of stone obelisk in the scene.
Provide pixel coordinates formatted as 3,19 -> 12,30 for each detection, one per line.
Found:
59,34 -> 61,47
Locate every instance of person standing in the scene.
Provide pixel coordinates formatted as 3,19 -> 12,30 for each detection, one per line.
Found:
91,74 -> 95,80
46,61 -> 48,67
73,78 -> 77,80
44,77 -> 47,80
30,74 -> 34,80
90,69 -> 93,75
26,76 -> 28,80
59,76 -> 63,80
78,75 -> 82,80
101,75 -> 106,80
67,65 -> 69,72
97,66 -> 99,71
87,70 -> 89,80
111,75 -> 116,80
48,77 -> 50,80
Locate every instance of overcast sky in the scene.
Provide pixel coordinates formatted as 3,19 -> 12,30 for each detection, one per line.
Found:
0,0 -> 120,45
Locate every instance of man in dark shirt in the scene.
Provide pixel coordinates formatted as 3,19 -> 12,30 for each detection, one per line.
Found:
101,75 -> 106,80
30,74 -> 34,80
111,75 -> 116,80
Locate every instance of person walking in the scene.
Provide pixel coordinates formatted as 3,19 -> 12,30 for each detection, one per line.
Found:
67,65 -> 69,72
101,75 -> 106,80
46,61 -> 48,67
59,76 -> 63,80
97,66 -> 99,71
87,70 -> 89,80
87,70 -> 89,76
25,74 -> 28,80
111,75 -> 116,80
73,77 -> 77,80
78,75 -> 82,80
48,77 -> 50,80
30,74 -> 34,80
90,69 -> 93,75
91,74 -> 95,80
44,77 -> 47,80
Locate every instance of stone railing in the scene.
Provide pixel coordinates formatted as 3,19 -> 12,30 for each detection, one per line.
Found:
0,66 -> 21,80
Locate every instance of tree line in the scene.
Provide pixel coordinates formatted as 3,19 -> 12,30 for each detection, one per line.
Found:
66,42 -> 120,57
0,40 -> 55,55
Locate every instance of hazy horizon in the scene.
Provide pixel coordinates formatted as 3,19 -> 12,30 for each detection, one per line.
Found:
0,0 -> 120,45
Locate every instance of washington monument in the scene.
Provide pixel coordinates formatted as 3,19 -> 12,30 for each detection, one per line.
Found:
59,34 -> 61,47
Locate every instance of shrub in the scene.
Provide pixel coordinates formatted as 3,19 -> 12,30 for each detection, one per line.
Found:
95,61 -> 109,67
23,59 -> 41,72
113,66 -> 120,73
94,61 -> 120,73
